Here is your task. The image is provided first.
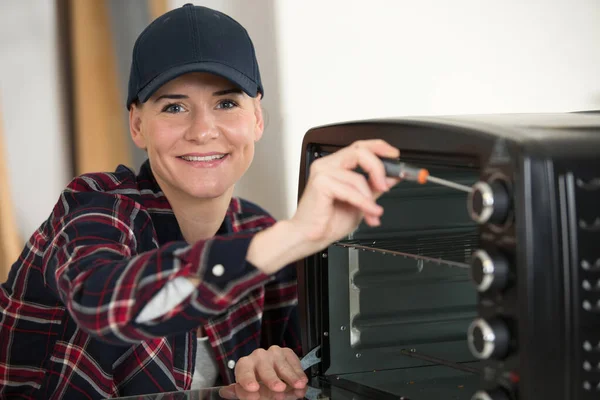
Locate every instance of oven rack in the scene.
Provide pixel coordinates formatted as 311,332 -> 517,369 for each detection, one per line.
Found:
334,228 -> 478,269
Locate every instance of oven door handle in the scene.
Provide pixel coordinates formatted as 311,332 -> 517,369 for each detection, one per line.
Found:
300,345 -> 322,371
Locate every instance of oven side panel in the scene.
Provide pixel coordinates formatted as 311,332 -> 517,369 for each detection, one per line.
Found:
519,153 -> 600,400
474,135 -> 600,400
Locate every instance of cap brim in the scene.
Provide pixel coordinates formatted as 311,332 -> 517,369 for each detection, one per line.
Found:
136,62 -> 260,104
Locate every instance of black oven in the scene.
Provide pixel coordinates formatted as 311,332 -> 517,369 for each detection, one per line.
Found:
295,112 -> 600,400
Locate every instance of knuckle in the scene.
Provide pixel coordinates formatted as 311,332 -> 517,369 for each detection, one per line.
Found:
309,160 -> 324,175
311,173 -> 329,188
283,348 -> 301,363
254,348 -> 268,357
268,344 -> 281,352
283,347 -> 296,356
235,356 -> 251,367
234,360 -> 250,375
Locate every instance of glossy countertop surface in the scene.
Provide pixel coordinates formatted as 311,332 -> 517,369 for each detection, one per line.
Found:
110,376 -> 399,400
111,362 -> 481,400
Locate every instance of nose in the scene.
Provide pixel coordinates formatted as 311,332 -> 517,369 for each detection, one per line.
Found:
183,112 -> 219,143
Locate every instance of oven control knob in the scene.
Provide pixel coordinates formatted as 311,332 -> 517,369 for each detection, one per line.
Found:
468,180 -> 511,224
468,318 -> 510,360
470,249 -> 509,292
471,389 -> 510,400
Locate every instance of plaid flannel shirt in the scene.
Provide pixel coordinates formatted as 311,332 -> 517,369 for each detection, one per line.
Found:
0,160 -> 301,399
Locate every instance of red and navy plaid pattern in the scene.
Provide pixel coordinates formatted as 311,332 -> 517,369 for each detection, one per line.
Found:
0,161 -> 301,399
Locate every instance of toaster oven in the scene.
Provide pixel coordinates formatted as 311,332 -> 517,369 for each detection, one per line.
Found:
295,112 -> 600,400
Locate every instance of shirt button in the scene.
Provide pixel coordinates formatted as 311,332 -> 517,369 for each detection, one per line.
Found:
227,359 -> 236,369
212,264 -> 225,277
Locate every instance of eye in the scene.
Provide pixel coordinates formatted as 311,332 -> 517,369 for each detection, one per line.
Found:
162,103 -> 186,114
216,99 -> 238,110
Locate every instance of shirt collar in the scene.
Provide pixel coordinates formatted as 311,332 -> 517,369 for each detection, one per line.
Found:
135,159 -> 236,243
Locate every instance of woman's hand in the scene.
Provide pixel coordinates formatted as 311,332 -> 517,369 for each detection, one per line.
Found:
291,139 -> 400,248
246,139 -> 400,275
229,345 -> 307,393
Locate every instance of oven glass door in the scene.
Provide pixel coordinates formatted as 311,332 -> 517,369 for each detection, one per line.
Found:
299,145 -> 484,399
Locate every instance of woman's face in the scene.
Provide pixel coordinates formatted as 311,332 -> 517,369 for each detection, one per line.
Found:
129,72 -> 264,201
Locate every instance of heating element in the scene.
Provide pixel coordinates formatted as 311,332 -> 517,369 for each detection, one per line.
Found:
335,227 -> 478,268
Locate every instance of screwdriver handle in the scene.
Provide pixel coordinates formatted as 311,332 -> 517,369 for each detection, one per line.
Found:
381,158 -> 430,184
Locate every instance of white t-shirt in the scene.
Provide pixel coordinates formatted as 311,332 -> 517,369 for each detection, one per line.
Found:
190,336 -> 219,390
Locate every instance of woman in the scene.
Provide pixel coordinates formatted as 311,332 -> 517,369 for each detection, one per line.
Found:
0,4 -> 399,399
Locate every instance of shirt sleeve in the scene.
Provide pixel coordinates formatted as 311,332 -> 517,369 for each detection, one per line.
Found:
42,188 -> 273,345
134,277 -> 196,323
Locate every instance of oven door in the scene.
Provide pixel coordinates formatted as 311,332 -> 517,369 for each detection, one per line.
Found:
296,144 -> 485,400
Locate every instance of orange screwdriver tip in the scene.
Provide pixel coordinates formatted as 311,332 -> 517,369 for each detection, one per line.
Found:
417,169 -> 429,184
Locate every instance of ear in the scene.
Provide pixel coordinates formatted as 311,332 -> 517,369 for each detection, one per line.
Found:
129,103 -> 147,150
252,97 -> 264,142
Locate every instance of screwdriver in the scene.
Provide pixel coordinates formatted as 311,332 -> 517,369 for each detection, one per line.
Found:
380,158 -> 473,193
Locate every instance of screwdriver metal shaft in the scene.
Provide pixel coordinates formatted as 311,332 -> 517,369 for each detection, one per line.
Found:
426,175 -> 473,193
381,158 -> 473,193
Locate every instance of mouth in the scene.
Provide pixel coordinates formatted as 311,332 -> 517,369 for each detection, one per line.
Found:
176,153 -> 229,168
177,154 -> 227,162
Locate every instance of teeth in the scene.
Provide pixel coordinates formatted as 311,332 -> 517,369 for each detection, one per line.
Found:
180,154 -> 225,162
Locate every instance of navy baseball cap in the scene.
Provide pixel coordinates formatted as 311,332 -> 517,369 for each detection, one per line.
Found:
126,3 -> 263,109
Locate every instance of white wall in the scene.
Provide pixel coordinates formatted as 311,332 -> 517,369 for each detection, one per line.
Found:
0,1 -> 70,239
276,0 -> 600,218
173,0 -> 600,219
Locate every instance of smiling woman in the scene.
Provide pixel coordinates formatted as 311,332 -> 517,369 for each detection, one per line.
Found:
129,73 -> 264,219
0,4 -> 400,399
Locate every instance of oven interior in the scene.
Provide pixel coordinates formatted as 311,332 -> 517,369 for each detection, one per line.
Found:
311,147 -> 485,399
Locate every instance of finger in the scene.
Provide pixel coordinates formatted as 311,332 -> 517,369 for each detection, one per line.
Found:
235,357 -> 260,392
265,346 -> 303,389
323,146 -> 389,193
333,146 -> 389,192
282,349 -> 308,387
343,137 -> 399,160
373,177 -> 402,200
313,143 -> 393,193
364,214 -> 381,227
328,169 -> 375,199
386,176 -> 401,188
359,146 -> 393,192
329,172 -> 396,225
314,174 -> 383,218
256,360 -> 287,392
357,139 -> 400,159
274,358 -> 306,389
